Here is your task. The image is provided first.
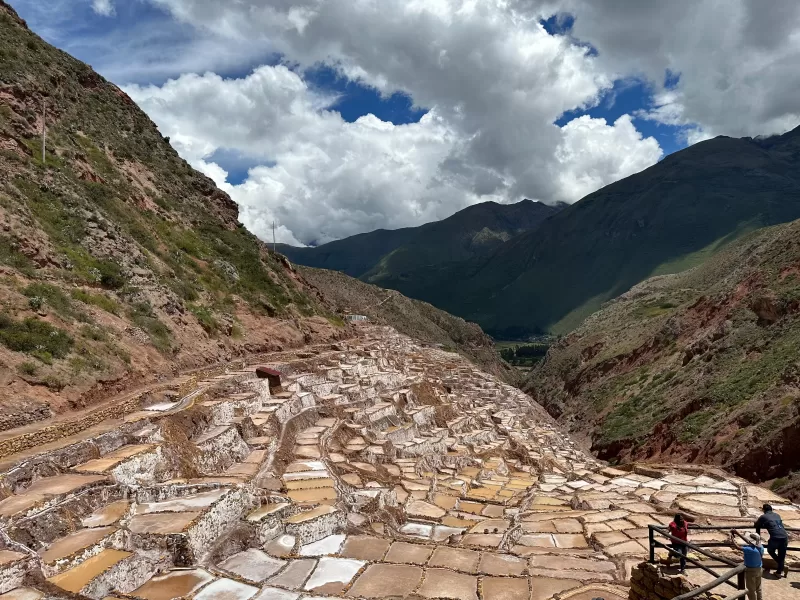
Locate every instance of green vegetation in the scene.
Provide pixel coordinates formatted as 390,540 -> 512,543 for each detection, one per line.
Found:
498,342 -> 550,367
80,323 -> 108,341
105,341 -> 131,365
17,360 -> 38,376
648,219 -> 763,279
548,293 -> 611,336
23,282 -> 89,322
598,383 -> 673,444
0,313 -> 74,360
771,477 -> 788,491
0,235 -> 34,275
708,331 -> 800,408
128,302 -> 172,353
68,351 -> 108,375
43,374 -> 66,390
70,289 -> 121,314
633,301 -> 677,319
189,304 -> 219,335
15,179 -> 126,289
167,279 -> 199,302
678,409 -> 715,442
327,315 -> 346,327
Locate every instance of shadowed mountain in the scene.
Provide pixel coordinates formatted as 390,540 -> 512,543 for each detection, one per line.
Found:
281,128 -> 800,339
277,199 -> 562,282
419,127 -> 800,337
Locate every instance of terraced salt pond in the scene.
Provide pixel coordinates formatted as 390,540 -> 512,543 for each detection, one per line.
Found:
0,326 -> 797,599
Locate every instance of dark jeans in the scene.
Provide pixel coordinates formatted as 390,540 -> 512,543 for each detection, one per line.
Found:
767,537 -> 788,571
671,543 -> 687,570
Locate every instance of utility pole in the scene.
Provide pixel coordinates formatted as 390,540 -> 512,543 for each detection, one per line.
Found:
41,97 -> 46,165
272,221 -> 276,253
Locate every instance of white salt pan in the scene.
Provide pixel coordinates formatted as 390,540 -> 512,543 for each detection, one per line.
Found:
399,522 -> 433,538
304,557 -> 365,590
299,534 -> 346,556
254,588 -> 300,600
193,578 -> 259,600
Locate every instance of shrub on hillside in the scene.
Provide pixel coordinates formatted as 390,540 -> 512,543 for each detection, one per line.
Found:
0,313 -> 74,359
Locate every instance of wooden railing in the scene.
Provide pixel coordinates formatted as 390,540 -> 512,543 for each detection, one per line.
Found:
672,564 -> 747,600
647,524 -> 800,599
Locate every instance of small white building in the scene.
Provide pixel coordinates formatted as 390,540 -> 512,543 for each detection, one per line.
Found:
345,314 -> 368,323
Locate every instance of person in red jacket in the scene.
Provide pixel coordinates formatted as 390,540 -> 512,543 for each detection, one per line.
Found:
667,513 -> 689,573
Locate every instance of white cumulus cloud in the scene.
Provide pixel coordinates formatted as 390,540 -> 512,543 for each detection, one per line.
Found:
127,64 -> 661,245
127,1 -> 667,244
91,0 -> 114,16
562,0 -> 800,138
17,0 -> 800,245
555,115 -> 663,202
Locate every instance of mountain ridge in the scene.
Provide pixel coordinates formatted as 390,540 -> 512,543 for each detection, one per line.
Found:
278,126 -> 800,338
391,127 -> 800,337
277,198 -> 561,282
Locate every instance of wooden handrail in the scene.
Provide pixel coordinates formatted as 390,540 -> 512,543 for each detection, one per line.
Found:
648,521 -> 800,598
672,564 -> 745,600
683,525 -> 800,532
649,524 -> 746,595
652,524 -> 800,552
650,525 -> 738,567
652,541 -> 739,589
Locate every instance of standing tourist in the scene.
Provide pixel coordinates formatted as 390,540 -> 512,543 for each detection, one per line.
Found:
755,504 -> 789,578
730,529 -> 764,600
666,513 -> 689,574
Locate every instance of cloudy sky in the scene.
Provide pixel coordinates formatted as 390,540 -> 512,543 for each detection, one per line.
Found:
13,1 -> 800,246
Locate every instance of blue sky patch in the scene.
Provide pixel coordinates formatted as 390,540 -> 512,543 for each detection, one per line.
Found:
306,65 -> 428,125
540,13 -> 575,36
206,149 -> 275,186
556,79 -> 687,157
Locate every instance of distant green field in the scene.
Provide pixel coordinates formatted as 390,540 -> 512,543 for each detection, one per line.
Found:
494,340 -> 552,367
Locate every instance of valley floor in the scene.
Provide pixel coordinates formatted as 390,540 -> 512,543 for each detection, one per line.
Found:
0,325 -> 798,599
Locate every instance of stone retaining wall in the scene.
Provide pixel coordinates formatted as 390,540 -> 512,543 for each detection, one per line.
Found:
629,562 -> 724,600
0,394 -> 145,461
284,508 -> 345,544
0,555 -> 32,593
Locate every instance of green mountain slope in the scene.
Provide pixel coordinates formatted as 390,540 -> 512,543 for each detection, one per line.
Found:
277,199 -> 561,283
425,128 -> 800,338
524,217 -> 800,499
0,2 -> 344,431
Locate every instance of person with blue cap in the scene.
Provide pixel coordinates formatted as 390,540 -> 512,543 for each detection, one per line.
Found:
731,529 -> 764,600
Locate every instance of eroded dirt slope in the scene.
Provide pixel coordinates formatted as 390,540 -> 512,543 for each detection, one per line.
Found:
0,2 -> 347,431
526,219 -> 800,500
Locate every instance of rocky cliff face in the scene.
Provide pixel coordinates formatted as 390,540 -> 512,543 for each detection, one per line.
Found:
525,218 -> 800,500
0,2 -> 346,431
